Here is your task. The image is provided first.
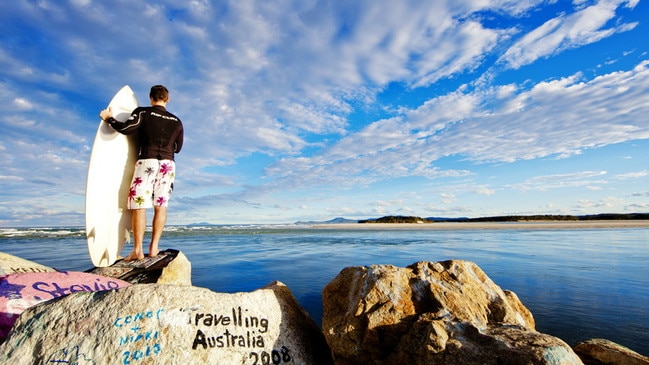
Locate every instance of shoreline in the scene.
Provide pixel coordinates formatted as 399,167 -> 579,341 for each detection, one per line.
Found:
311,220 -> 649,230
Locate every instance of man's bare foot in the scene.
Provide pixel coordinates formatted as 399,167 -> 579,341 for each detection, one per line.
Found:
148,243 -> 160,258
124,251 -> 145,262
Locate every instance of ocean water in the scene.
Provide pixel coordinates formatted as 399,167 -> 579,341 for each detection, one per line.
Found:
1,224 -> 648,355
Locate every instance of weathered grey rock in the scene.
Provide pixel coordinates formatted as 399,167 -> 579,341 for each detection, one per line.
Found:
0,281 -> 333,365
574,338 -> 649,365
322,260 -> 583,365
156,251 -> 192,286
0,251 -> 56,275
89,249 -> 192,286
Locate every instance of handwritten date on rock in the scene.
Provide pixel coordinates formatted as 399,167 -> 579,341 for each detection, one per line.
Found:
249,347 -> 292,365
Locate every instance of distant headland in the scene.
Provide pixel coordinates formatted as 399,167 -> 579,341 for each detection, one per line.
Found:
300,213 -> 649,225
364,213 -> 649,223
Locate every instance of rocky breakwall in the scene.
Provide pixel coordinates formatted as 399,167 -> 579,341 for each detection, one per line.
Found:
323,260 -> 584,365
2,254 -> 647,365
0,281 -> 333,364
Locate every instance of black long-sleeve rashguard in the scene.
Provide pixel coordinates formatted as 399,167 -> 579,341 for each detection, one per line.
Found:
106,105 -> 184,161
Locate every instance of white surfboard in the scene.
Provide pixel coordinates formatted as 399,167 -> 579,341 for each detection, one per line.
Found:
85,86 -> 139,267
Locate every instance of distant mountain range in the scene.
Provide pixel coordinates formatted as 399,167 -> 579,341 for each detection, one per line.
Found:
294,217 -> 359,225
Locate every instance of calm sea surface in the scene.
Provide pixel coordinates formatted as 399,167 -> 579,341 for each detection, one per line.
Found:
1,224 -> 648,355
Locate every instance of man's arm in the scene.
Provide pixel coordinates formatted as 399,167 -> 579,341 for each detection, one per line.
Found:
100,107 -> 143,135
174,125 -> 184,153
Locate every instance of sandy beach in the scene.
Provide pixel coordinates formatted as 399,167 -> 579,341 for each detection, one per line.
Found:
312,220 -> 649,230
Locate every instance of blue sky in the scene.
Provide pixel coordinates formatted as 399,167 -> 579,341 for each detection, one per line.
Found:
1,0 -> 648,226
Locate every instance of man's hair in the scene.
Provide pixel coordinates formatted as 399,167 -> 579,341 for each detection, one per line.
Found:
150,85 -> 169,102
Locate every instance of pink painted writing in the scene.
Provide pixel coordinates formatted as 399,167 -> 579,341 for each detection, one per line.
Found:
32,278 -> 122,298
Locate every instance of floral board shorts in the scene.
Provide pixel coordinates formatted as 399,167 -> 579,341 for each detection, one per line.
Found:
128,159 -> 176,209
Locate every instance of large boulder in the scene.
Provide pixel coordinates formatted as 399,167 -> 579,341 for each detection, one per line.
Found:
322,260 -> 583,364
574,339 -> 649,365
0,281 -> 333,365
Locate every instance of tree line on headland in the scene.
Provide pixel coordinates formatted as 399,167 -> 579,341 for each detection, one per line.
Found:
357,213 -> 649,224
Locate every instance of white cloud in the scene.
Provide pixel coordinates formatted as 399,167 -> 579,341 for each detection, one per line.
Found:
586,186 -> 603,191
475,187 -> 496,196
576,196 -> 624,210
614,170 -> 648,180
440,193 -> 457,204
264,60 -> 649,190
500,0 -> 638,69
514,171 -> 608,191
12,97 -> 33,110
626,203 -> 649,211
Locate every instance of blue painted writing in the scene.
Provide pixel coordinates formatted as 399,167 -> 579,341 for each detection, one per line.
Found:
114,309 -> 164,328
119,330 -> 159,346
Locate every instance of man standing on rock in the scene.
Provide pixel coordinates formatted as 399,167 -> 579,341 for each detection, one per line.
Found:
100,85 -> 184,261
